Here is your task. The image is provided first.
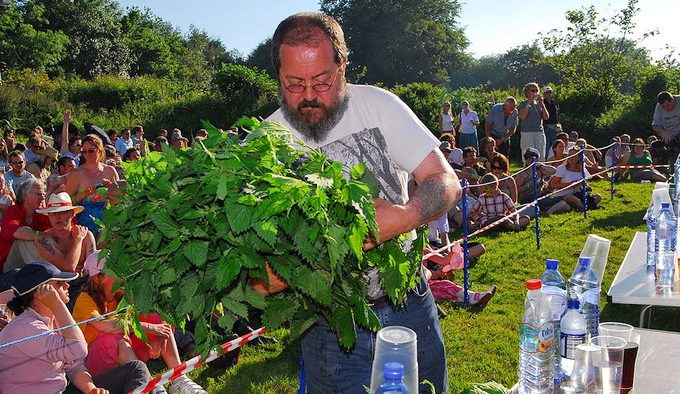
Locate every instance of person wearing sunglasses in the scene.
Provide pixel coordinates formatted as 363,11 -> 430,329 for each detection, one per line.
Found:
65,134 -> 121,238
4,150 -> 36,196
519,82 -> 549,161
489,154 -> 518,203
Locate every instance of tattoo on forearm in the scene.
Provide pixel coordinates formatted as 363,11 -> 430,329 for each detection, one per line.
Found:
38,237 -> 58,255
411,175 -> 452,223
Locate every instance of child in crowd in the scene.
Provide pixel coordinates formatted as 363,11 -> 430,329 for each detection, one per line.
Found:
73,253 -> 207,394
469,173 -> 530,232
423,243 -> 496,307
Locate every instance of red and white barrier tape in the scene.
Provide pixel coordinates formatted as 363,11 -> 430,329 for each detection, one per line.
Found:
613,164 -> 670,169
131,327 -> 266,393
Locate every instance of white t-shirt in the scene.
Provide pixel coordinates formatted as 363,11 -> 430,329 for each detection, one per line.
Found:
652,95 -> 680,135
553,164 -> 589,197
448,148 -> 463,165
268,84 -> 440,298
440,113 -> 454,132
459,110 -> 479,134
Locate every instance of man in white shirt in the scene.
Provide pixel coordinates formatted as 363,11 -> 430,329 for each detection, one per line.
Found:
257,12 -> 459,394
115,128 -> 134,156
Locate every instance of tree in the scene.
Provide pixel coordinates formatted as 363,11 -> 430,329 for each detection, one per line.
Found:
320,0 -> 470,86
246,38 -> 275,78
121,7 -> 185,79
541,0 -> 651,111
0,1 -> 69,74
40,0 -> 132,78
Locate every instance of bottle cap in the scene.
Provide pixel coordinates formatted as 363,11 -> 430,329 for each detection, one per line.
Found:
662,202 -> 670,209
526,279 -> 542,290
578,257 -> 592,268
567,298 -> 580,309
546,259 -> 559,270
383,362 -> 404,379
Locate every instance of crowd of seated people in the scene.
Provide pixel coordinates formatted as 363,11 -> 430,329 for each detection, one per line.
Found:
0,111 -> 271,393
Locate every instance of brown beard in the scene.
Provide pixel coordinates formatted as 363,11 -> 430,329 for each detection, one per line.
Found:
280,82 -> 349,144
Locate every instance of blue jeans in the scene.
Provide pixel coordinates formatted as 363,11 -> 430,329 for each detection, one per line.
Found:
301,277 -> 448,394
544,125 -> 557,160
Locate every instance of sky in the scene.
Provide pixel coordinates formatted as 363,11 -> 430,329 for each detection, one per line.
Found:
115,0 -> 677,61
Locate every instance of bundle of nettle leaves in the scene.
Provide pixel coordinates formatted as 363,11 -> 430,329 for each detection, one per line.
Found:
101,119 -> 423,353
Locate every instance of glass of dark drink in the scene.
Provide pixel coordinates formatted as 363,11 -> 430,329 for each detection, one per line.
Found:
599,322 -> 639,394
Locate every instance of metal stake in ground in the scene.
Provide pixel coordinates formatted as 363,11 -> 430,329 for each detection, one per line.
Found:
461,179 -> 470,306
581,149 -> 588,218
611,144 -> 617,200
531,158 -> 541,250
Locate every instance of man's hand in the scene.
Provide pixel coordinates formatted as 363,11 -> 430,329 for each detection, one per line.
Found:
363,198 -> 411,251
250,262 -> 288,296
71,225 -> 89,242
661,129 -> 673,143
34,284 -> 64,312
88,388 -> 109,394
63,109 -> 72,124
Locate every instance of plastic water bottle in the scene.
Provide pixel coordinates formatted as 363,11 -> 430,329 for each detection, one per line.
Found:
540,259 -> 567,383
647,203 -> 656,268
559,298 -> 587,378
673,154 -> 680,201
518,279 -> 555,394
568,257 -> 600,337
375,362 -> 410,394
655,202 -> 677,288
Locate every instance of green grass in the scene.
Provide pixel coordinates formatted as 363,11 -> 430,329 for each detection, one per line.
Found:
185,180 -> 680,393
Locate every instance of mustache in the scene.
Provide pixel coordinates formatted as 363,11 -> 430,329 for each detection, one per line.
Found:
298,99 -> 325,110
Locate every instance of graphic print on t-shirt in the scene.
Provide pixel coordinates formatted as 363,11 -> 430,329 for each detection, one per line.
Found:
319,127 -> 405,205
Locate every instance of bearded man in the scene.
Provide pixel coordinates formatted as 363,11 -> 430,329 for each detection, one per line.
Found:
255,12 -> 460,394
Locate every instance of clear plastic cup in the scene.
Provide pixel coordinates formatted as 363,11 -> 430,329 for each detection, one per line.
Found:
590,336 -> 626,394
370,326 -> 418,394
562,343 -> 600,393
579,234 -> 611,283
599,323 -> 640,393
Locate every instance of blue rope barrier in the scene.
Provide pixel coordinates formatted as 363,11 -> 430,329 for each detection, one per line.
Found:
580,149 -> 588,218
461,179 -> 470,307
0,307 -> 127,350
531,159 -> 541,250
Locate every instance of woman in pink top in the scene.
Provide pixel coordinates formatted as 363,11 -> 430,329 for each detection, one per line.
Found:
0,262 -> 158,394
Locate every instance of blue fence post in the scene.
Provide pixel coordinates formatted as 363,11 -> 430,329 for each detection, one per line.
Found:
531,158 -> 541,250
581,149 -> 588,218
297,356 -> 306,394
461,179 -> 470,306
610,144 -> 617,200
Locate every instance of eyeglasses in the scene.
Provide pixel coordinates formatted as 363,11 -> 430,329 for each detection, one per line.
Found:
11,160 -> 23,165
74,144 -> 82,148
82,149 -> 97,154
283,67 -> 341,94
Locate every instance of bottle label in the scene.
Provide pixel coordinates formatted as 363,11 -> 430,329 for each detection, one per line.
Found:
582,288 -> 599,305
542,286 -> 567,320
519,322 -> 555,354
560,332 -> 586,359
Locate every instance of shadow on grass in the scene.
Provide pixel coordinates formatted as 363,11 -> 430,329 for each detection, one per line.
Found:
591,208 -> 647,229
197,337 -> 302,393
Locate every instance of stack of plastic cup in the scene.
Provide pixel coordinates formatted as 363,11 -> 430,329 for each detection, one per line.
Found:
370,326 -> 418,394
590,336 -> 626,394
579,234 -> 611,284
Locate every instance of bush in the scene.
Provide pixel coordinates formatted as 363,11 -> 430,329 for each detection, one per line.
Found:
56,75 -> 175,110
211,64 -> 277,113
0,84 -> 64,135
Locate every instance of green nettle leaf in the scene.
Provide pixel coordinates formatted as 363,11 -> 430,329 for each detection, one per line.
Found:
253,220 -> 278,246
350,163 -> 366,180
152,212 -> 181,238
103,120 -> 423,350
182,241 -> 209,268
220,296 -> 249,319
263,296 -> 299,329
